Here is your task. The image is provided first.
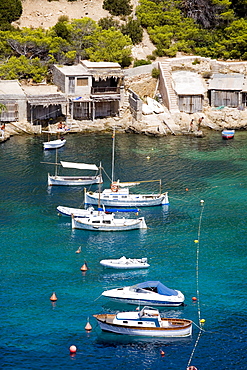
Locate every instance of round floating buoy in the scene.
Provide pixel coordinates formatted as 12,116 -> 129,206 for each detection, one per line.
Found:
187,366 -> 197,370
185,188 -> 189,191
200,199 -> 204,205
69,345 -> 77,354
76,246 -> 81,254
85,320 -> 92,332
160,350 -> 165,357
146,156 -> 150,160
200,319 -> 205,323
81,262 -> 88,271
50,292 -> 57,302
192,296 -> 197,301
194,240 -> 199,243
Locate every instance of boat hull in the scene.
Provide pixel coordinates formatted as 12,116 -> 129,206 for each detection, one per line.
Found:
95,317 -> 192,337
48,174 -> 102,186
222,130 -> 235,139
72,216 -> 147,231
104,296 -> 184,307
43,139 -> 66,150
100,258 -> 150,269
85,191 -> 169,207
57,206 -> 96,217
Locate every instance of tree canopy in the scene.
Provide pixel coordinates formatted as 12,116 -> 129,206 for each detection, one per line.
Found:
0,0 -> 22,30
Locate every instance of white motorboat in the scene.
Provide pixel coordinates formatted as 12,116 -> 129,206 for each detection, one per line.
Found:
48,161 -> 103,186
85,129 -> 169,208
146,97 -> 164,114
102,281 -> 184,306
43,138 -> 66,150
71,212 -> 147,232
100,256 -> 150,269
93,306 -> 192,337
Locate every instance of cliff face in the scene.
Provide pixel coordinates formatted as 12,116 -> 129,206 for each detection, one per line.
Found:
15,0 -> 109,29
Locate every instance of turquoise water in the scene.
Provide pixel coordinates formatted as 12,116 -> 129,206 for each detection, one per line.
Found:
0,131 -> 246,369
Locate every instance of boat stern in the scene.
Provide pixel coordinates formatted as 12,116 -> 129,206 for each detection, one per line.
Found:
161,192 -> 169,205
139,217 -> 147,229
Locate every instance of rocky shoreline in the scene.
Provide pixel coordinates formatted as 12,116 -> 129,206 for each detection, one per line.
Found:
1,105 -> 247,143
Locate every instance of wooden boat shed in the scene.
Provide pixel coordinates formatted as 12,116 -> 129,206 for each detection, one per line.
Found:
172,70 -> 206,113
208,73 -> 245,108
53,61 -> 124,120
0,80 -> 27,122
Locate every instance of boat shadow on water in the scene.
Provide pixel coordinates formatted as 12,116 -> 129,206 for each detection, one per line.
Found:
95,330 -> 193,346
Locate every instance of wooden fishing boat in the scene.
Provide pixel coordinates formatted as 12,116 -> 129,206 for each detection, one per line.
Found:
71,212 -> 147,232
102,281 -> 184,306
93,306 -> 192,337
48,161 -> 102,186
43,138 -> 66,150
84,128 -> 169,207
222,129 -> 235,139
100,256 -> 150,269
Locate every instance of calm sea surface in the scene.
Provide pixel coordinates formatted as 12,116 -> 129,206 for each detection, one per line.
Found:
0,131 -> 246,369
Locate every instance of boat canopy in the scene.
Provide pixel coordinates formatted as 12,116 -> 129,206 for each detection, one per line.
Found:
60,161 -> 98,171
134,281 -> 178,296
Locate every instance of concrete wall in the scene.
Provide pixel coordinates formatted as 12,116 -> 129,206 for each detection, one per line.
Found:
124,62 -> 158,78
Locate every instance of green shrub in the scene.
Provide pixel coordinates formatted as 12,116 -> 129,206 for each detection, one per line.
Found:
133,59 -> 151,67
151,67 -> 160,78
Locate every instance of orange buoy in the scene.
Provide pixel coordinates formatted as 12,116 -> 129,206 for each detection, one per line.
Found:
185,188 -> 189,191
192,296 -> 197,301
69,345 -> 77,354
160,350 -> 165,357
85,319 -> 92,332
50,292 -> 57,302
76,246 -> 81,254
80,262 -> 88,271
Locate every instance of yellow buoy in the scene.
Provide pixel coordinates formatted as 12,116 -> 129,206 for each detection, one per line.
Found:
50,292 -> 57,302
194,240 -> 199,243
200,319 -> 205,323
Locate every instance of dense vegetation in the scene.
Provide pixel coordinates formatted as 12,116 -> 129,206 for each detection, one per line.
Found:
0,0 -> 247,82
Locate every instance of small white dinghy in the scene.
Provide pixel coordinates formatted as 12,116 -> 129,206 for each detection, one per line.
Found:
100,256 -> 150,269
43,138 -> 66,150
94,306 -> 192,337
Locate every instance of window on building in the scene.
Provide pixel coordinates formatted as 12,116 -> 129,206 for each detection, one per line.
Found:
77,78 -> 88,86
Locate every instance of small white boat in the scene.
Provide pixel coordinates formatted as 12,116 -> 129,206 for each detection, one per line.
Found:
43,138 -> 66,150
222,129 -> 235,139
102,281 -> 184,306
71,212 -> 147,232
146,97 -> 164,114
142,103 -> 153,115
48,161 -> 102,186
100,256 -> 150,269
93,306 -> 192,337
57,205 -> 97,217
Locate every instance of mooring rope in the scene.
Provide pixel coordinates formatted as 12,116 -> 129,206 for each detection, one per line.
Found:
186,200 -> 205,369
